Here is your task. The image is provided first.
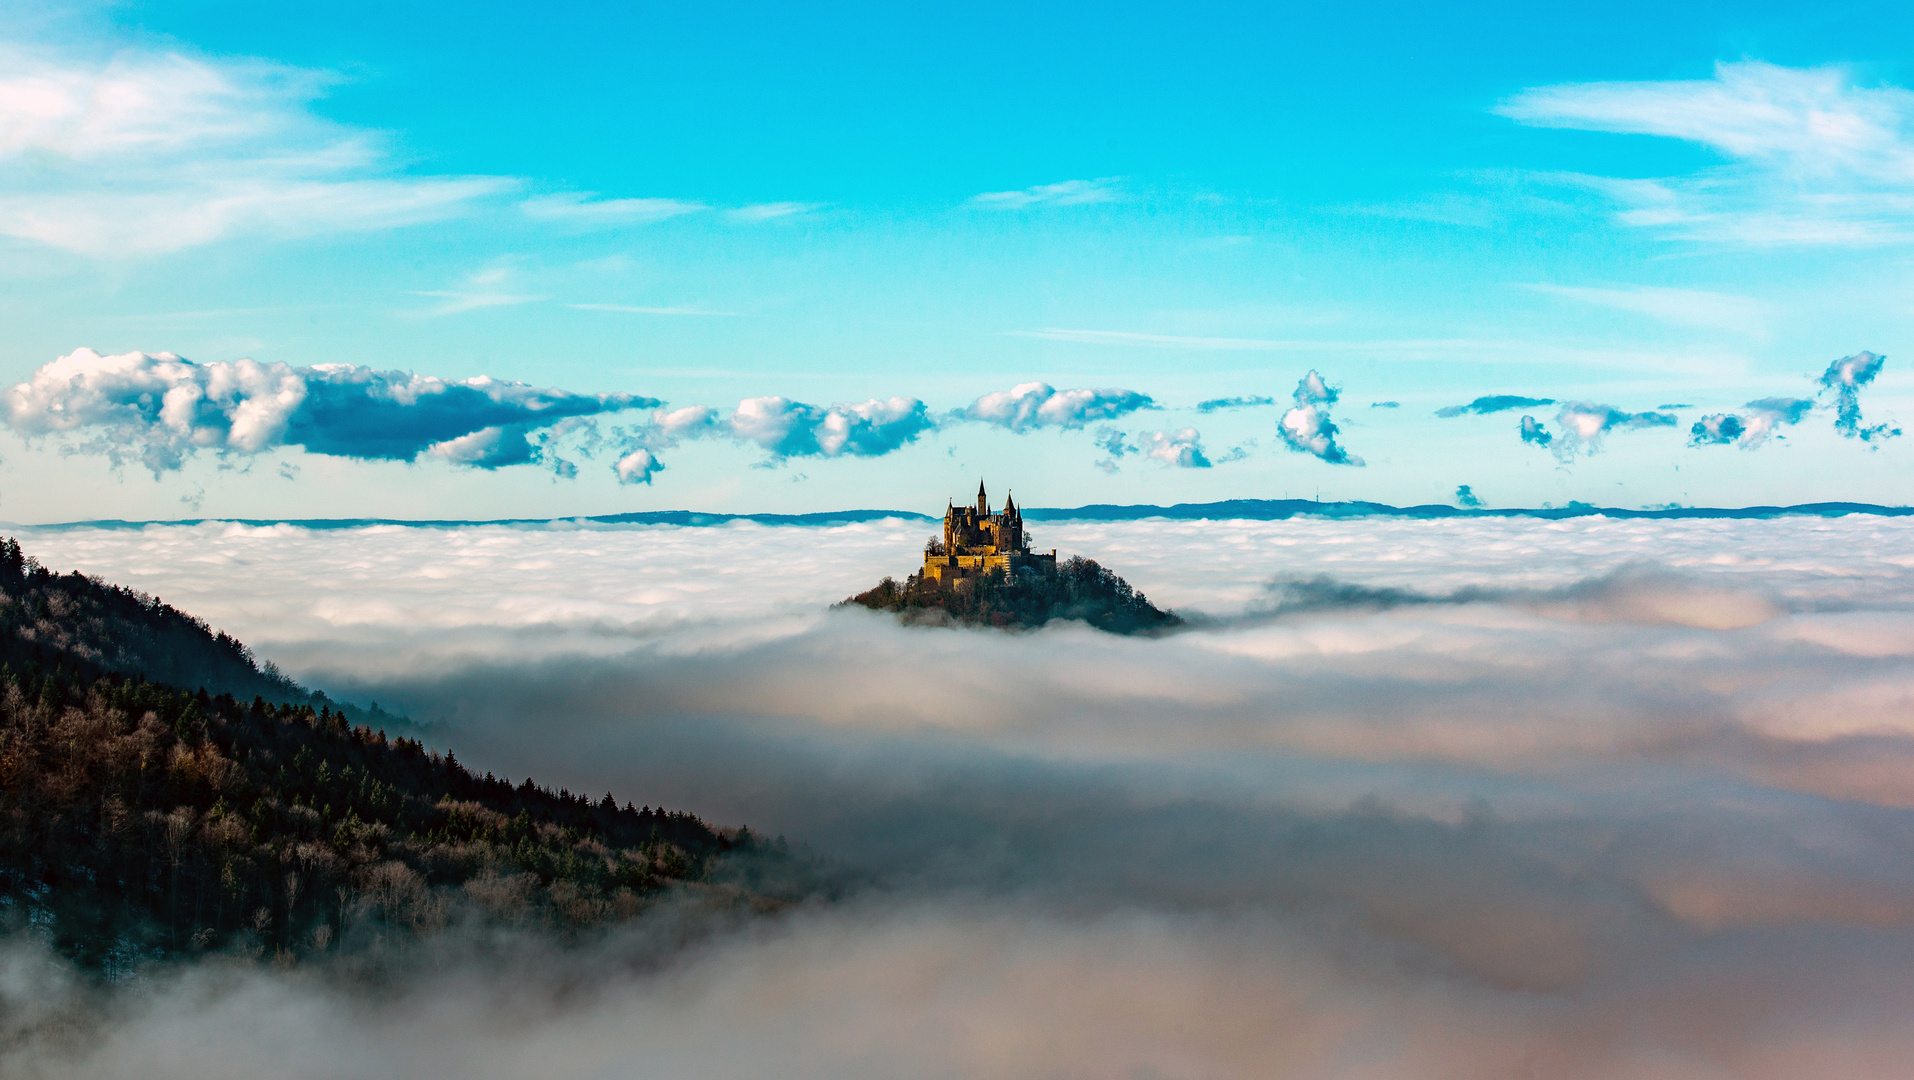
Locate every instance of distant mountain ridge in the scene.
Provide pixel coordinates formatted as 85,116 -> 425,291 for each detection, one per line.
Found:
1018,498 -> 1914,522
21,499 -> 1914,531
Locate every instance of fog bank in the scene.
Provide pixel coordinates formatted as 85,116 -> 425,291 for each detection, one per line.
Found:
14,515 -> 1914,1076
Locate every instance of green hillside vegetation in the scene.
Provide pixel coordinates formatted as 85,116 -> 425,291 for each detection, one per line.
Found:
843,554 -> 1180,635
0,537 -> 796,973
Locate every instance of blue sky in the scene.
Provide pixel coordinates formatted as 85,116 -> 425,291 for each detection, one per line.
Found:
2,0 -> 1912,520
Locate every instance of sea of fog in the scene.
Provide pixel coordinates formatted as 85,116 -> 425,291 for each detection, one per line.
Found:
10,514 -> 1914,1078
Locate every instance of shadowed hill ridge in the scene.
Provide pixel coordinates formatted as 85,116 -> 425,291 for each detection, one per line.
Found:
842,555 -> 1180,635
0,537 -> 364,716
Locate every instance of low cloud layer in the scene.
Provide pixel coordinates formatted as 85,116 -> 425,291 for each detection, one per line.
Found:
1,348 -> 655,475
17,515 -> 1914,1076
1276,370 -> 1362,465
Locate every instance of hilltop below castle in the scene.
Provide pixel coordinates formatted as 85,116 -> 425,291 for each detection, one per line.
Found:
923,481 -> 1058,583
841,482 -> 1177,633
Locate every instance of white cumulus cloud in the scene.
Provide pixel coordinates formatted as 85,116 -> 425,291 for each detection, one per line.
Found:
612,448 -> 664,485
728,396 -> 935,460
1139,428 -> 1212,468
1818,350 -> 1900,442
1276,370 -> 1362,466
1690,396 -> 1815,448
960,382 -> 1156,432
1541,401 -> 1677,461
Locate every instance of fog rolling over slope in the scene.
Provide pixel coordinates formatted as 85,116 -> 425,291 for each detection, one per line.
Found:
14,515 -> 1914,1077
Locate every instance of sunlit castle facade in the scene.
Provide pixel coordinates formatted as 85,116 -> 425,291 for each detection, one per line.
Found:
923,481 -> 1058,583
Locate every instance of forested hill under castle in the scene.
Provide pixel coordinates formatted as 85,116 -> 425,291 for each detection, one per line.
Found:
841,484 -> 1180,635
0,537 -> 798,974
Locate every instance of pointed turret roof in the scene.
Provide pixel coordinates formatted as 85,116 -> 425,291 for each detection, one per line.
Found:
1004,492 -> 1017,515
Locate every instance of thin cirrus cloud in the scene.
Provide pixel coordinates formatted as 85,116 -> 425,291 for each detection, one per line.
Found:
1522,283 -> 1766,332
412,290 -> 546,317
1016,330 -> 1744,376
0,46 -> 510,255
0,347 -> 656,476
724,202 -> 827,223
520,195 -> 824,228
407,268 -> 545,317
1499,61 -> 1914,245
968,178 -> 1123,209
567,304 -> 742,316
516,193 -> 709,226
1013,328 -> 1289,350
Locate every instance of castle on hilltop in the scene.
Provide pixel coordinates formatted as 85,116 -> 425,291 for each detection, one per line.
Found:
922,481 -> 1058,583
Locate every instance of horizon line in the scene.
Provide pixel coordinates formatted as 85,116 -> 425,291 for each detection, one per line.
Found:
11,498 -> 1914,532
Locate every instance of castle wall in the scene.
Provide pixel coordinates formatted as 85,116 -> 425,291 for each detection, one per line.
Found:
922,551 -> 1057,582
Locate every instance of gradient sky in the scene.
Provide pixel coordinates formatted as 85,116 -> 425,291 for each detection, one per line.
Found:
2,0 -> 1912,521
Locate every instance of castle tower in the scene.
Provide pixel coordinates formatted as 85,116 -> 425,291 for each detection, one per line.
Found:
924,479 -> 1055,584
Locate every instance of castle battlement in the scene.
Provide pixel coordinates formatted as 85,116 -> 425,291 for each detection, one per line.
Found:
922,481 -> 1058,583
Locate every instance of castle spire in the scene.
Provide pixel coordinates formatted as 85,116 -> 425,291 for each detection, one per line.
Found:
977,478 -> 987,515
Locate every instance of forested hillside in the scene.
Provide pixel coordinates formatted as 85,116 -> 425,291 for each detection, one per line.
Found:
0,537 -> 796,972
